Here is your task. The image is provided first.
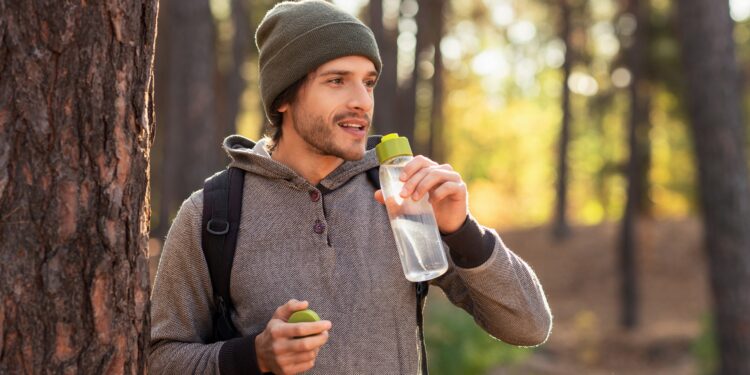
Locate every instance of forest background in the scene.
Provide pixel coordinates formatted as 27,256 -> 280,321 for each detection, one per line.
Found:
149,0 -> 750,373
1,0 -> 749,373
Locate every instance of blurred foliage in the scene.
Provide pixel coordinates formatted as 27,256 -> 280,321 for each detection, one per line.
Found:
691,314 -> 718,375
425,290 -> 534,374
437,0 -> 750,230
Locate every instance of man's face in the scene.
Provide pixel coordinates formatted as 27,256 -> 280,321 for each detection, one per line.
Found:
278,55 -> 377,161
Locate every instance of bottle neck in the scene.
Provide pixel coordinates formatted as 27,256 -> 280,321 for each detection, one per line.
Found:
382,155 -> 413,166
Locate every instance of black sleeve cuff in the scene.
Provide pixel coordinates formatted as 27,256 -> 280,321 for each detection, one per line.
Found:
441,215 -> 496,269
218,333 -> 270,375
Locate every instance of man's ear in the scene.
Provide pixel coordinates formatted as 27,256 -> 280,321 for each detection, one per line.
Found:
277,102 -> 289,113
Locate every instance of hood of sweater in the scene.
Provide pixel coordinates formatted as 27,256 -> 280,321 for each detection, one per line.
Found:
222,134 -> 380,191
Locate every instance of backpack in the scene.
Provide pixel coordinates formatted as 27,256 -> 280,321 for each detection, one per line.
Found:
200,135 -> 430,374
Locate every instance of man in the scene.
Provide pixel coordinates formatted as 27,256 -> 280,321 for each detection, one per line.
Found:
149,1 -> 552,374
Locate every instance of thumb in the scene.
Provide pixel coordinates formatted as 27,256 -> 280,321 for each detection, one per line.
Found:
373,189 -> 385,205
273,299 -> 309,320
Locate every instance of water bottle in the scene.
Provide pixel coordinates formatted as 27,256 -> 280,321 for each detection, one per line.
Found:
376,133 -> 449,282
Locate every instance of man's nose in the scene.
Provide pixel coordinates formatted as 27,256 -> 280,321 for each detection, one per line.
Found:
347,83 -> 374,113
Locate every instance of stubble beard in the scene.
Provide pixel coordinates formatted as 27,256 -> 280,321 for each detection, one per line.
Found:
291,108 -> 366,161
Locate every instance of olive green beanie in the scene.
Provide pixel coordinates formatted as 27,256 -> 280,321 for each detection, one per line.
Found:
255,0 -> 382,122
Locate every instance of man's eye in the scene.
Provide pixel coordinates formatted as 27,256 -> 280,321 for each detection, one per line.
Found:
365,80 -> 377,88
328,78 -> 343,84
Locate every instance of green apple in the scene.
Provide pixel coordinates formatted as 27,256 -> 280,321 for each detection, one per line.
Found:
288,309 -> 321,323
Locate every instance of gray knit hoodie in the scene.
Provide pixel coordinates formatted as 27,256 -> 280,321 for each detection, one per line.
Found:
149,135 -> 552,374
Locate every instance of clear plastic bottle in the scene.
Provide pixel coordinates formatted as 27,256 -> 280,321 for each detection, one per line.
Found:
376,134 -> 449,282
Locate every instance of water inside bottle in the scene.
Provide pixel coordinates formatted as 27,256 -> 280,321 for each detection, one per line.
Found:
380,163 -> 448,282
390,216 -> 449,282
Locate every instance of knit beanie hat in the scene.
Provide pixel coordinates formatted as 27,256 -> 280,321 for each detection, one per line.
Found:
255,0 -> 382,122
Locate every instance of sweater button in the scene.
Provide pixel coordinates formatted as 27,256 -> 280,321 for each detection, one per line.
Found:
309,190 -> 320,202
313,220 -> 326,234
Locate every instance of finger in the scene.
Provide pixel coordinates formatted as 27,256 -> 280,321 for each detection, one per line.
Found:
383,195 -> 412,217
275,350 -> 317,367
402,164 -> 455,198
271,333 -> 327,359
276,321 -> 332,340
400,166 -> 432,198
428,181 -> 467,203
287,330 -> 330,352
280,349 -> 317,365
411,169 -> 462,201
373,189 -> 385,205
400,155 -> 438,181
273,299 -> 309,320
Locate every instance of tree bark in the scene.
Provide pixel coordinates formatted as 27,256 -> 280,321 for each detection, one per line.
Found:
677,0 -> 750,373
0,0 -> 157,373
553,0 -> 573,239
154,0 -> 220,239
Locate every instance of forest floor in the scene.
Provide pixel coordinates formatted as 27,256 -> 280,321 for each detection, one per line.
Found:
489,216 -> 710,375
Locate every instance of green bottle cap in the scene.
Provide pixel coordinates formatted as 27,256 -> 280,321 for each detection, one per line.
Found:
375,133 -> 413,163
288,309 -> 321,323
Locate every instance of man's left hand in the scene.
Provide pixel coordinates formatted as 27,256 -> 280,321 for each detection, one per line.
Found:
374,155 -> 468,234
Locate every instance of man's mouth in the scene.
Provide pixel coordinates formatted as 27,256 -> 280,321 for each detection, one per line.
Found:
336,117 -> 369,136
338,122 -> 366,131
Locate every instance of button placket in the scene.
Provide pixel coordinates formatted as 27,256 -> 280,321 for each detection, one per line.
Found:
310,190 -> 325,234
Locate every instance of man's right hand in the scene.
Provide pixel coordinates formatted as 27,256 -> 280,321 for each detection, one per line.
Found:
255,299 -> 332,375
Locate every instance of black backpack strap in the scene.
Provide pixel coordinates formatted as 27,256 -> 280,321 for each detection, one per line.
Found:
366,134 -> 430,374
416,281 -> 430,374
201,167 -> 245,342
365,135 -> 382,189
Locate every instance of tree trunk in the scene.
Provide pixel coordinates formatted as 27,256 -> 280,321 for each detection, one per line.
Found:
154,0 -> 220,239
428,0 -> 446,163
0,1 -> 157,373
553,0 -> 573,239
228,0 -> 250,136
677,0 -> 750,373
152,0 -> 171,238
630,1 -> 653,218
369,0 -> 400,137
216,0 -> 251,138
252,0 -> 271,139
618,0 -> 651,330
635,95 -> 652,216
399,0 -> 427,145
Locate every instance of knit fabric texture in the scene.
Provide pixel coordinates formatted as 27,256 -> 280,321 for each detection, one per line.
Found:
255,0 -> 382,122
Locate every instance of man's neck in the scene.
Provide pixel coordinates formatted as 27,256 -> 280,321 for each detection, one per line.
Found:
270,136 -> 344,186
